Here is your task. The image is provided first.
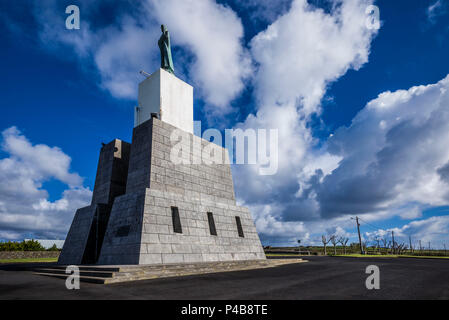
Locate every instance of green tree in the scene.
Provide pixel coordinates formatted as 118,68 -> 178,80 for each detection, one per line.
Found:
0,240 -> 45,251
47,244 -> 60,251
22,239 -> 45,251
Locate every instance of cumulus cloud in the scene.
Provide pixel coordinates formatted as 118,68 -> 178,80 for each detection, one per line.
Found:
365,215 -> 449,248
399,216 -> 449,246
0,127 -> 91,240
232,1 -> 449,247
34,0 -> 159,100
220,0 -> 449,249
257,73 -> 449,246
148,0 -> 251,112
1,127 -> 83,187
32,0 -> 249,114
250,0 -> 376,114
93,20 -> 159,99
234,0 -> 377,240
250,200 -> 357,245
318,75 -> 449,218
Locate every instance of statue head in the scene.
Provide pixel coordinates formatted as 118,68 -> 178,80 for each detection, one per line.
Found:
161,24 -> 167,33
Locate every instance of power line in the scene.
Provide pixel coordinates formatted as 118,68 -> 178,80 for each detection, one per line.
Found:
357,217 -> 384,231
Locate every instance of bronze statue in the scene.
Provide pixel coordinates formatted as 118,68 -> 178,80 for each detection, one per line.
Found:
158,24 -> 174,74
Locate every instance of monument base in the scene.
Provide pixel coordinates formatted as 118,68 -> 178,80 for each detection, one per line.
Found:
98,189 -> 265,265
60,118 -> 265,265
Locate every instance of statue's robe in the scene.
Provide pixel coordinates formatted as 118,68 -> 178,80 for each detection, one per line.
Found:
158,31 -> 174,74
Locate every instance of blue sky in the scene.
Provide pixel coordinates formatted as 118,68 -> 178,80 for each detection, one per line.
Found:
1,0 -> 449,248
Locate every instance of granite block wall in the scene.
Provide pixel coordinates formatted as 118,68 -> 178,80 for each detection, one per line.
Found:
139,189 -> 265,264
0,251 -> 61,260
97,118 -> 265,265
92,139 -> 131,205
59,139 -> 131,265
62,117 -> 265,265
58,205 -> 95,265
148,119 -> 235,202
96,192 -> 145,265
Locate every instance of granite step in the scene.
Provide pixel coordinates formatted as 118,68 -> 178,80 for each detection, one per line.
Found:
33,268 -> 115,278
28,265 -> 121,272
32,259 -> 306,284
34,272 -> 108,284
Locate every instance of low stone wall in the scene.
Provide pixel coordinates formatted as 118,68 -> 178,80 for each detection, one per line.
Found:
0,251 -> 60,260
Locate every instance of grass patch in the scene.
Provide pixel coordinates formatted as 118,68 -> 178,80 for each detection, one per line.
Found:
336,254 -> 398,258
0,257 -> 58,264
399,255 -> 449,260
265,253 -> 312,257
336,254 -> 449,260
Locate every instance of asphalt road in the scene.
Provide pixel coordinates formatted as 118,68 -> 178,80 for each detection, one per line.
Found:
0,256 -> 448,300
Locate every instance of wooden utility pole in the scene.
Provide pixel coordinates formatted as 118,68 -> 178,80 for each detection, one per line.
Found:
356,216 -> 363,255
391,231 -> 395,254
409,235 -> 413,254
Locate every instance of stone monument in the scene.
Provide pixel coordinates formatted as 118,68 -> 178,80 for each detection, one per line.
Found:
59,27 -> 265,265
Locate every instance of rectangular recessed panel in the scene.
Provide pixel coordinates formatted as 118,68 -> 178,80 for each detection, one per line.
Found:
235,216 -> 244,238
116,225 -> 131,237
171,206 -> 182,233
207,212 -> 217,236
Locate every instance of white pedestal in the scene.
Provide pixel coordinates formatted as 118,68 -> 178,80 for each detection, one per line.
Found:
135,68 -> 194,134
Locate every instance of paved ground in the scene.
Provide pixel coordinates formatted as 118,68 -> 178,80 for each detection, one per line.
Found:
0,256 -> 448,300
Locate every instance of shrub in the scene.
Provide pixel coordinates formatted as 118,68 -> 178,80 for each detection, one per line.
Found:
0,240 -> 45,251
47,244 -> 60,251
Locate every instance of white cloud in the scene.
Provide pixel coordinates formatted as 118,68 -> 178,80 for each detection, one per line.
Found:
1,127 -> 82,187
0,231 -> 22,241
427,0 -> 447,24
251,202 -> 358,246
234,0 -> 378,239
397,206 -> 422,220
250,0 -> 377,115
364,215 -> 449,248
0,127 -> 91,240
149,0 -> 251,112
253,203 -> 307,237
33,0 -> 250,115
34,0 -> 158,101
319,75 -> 449,217
268,73 -> 449,246
233,0 -> 449,247
400,216 -> 449,246
93,20 -> 159,99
